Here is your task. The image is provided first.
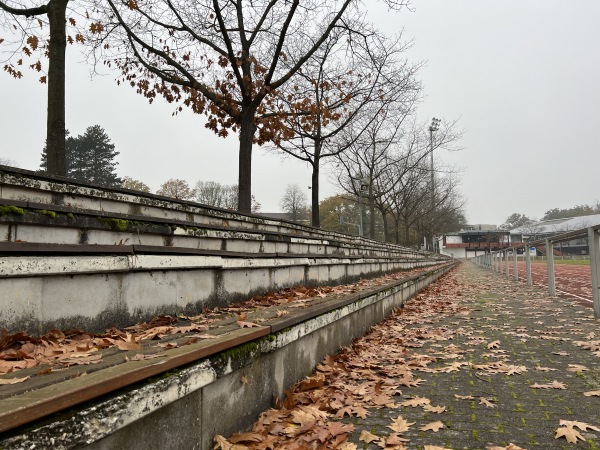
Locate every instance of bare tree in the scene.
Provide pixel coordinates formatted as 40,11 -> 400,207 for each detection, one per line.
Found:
280,183 -> 308,223
414,170 -> 466,245
272,26 -> 421,227
121,176 -> 150,192
332,116 -> 463,244
93,0 -> 412,212
0,156 -> 17,166
156,178 -> 196,200
195,180 -> 228,208
333,99 -> 415,239
195,181 -> 261,212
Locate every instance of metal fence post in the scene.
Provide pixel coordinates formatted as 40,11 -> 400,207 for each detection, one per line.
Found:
546,238 -> 556,297
505,250 -> 510,278
513,248 -> 518,281
588,227 -> 600,318
498,252 -> 504,275
525,244 -> 532,286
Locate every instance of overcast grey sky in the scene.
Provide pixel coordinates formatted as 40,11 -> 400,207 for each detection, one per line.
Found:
1,1 -> 599,225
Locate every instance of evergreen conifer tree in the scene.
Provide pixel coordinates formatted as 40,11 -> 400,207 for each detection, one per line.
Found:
40,125 -> 121,187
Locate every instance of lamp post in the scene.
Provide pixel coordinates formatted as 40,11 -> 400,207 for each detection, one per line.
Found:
429,117 -> 440,252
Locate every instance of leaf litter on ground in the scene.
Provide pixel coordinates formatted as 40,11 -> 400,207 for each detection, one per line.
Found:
0,265 -> 442,382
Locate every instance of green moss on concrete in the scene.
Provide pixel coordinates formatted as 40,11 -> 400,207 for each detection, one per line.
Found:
97,217 -> 130,232
0,205 -> 25,216
148,369 -> 180,383
36,209 -> 57,218
220,341 -> 260,362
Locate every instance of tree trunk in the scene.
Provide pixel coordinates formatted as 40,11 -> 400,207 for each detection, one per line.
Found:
369,192 -> 376,240
45,0 -> 68,176
311,150 -> 320,228
404,223 -> 411,246
380,209 -> 389,242
237,104 -> 257,213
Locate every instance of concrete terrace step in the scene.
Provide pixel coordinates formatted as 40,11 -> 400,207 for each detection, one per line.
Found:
0,165 -> 447,337
0,263 -> 455,449
0,167 -> 422,258
0,201 -> 419,258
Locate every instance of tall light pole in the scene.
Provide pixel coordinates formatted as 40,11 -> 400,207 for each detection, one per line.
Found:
429,117 -> 441,251
429,117 -> 441,206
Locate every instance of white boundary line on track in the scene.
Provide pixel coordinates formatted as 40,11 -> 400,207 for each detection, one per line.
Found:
528,280 -> 593,303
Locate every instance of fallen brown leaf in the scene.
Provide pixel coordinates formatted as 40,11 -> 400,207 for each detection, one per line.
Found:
115,334 -> 141,351
228,432 -> 263,444
385,433 -> 409,446
400,396 -> 430,407
486,444 -> 526,450
420,421 -> 445,432
387,416 -> 414,433
555,426 -> 585,443
236,321 -> 260,328
559,420 -> 600,432
583,390 -> 600,397
423,404 -> 446,414
454,394 -> 475,400
0,376 -> 29,385
359,430 -> 380,443
529,380 -> 567,390
479,397 -> 496,408
213,434 -> 250,450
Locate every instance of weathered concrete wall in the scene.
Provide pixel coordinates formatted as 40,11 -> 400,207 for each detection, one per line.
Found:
0,166 -> 446,335
0,264 -> 454,450
0,254 -> 439,334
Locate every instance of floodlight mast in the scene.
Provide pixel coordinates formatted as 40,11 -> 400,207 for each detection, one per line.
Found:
429,117 -> 441,251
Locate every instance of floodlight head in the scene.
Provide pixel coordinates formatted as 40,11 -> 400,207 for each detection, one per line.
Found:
429,117 -> 441,132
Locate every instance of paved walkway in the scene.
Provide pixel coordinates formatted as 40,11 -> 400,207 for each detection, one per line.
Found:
343,261 -> 600,449
220,261 -> 600,450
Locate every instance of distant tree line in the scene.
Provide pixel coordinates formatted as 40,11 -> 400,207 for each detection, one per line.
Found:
541,204 -> 600,221
500,203 -> 600,231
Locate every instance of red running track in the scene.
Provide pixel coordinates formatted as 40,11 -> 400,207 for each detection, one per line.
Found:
498,260 -> 593,305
